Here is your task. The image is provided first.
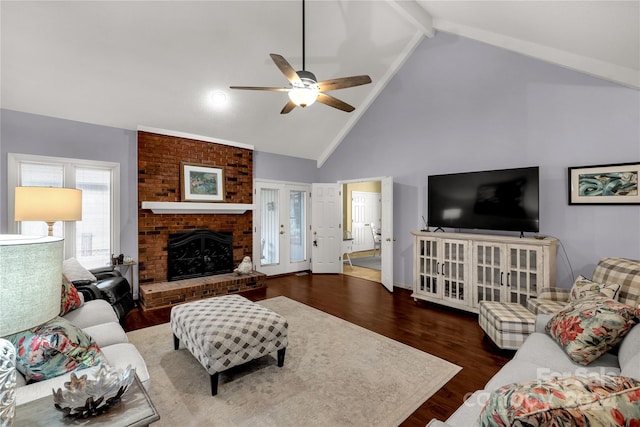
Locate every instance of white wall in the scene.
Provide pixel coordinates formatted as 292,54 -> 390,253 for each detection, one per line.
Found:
317,32 -> 640,289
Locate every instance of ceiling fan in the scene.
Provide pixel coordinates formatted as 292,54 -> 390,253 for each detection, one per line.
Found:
230,0 -> 372,114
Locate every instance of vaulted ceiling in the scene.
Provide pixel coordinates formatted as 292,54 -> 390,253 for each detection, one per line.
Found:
2,1 -> 638,166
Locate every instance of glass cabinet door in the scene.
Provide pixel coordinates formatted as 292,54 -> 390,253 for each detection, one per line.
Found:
508,245 -> 542,306
474,242 -> 504,306
442,239 -> 467,303
416,237 -> 439,297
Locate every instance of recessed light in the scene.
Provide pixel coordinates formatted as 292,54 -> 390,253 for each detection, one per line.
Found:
210,90 -> 228,106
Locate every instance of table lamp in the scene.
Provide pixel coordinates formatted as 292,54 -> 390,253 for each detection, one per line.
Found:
14,187 -> 82,236
0,235 -> 64,426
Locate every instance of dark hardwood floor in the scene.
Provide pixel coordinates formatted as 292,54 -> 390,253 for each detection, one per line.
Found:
124,273 -> 514,426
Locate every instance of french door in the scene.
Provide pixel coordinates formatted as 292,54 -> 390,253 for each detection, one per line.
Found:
254,180 -> 310,275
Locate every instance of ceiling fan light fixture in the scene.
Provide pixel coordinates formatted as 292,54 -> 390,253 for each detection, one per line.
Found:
288,84 -> 318,108
288,71 -> 318,107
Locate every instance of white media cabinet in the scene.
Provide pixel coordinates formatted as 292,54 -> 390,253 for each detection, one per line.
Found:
411,231 -> 558,313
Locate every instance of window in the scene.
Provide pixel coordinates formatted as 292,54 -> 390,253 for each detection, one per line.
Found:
7,153 -> 120,268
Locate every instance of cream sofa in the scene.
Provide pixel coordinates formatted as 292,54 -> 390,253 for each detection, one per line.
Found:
428,257 -> 640,426
13,296 -> 149,405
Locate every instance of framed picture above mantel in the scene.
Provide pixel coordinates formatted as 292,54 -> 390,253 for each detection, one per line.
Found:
568,162 -> 640,205
181,162 -> 224,202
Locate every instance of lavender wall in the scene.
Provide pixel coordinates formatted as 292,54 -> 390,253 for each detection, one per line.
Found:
0,109 -> 139,267
318,32 -> 640,289
254,151 -> 318,183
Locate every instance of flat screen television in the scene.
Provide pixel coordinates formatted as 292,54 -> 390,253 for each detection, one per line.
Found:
428,166 -> 540,233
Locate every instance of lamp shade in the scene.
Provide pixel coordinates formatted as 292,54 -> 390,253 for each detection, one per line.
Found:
14,187 -> 82,222
0,235 -> 63,337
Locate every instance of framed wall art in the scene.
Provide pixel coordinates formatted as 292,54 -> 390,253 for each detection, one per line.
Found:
181,163 -> 224,202
568,162 -> 640,205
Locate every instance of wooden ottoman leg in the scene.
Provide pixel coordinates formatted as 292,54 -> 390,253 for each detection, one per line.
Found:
210,372 -> 219,396
277,347 -> 286,367
173,334 -> 179,350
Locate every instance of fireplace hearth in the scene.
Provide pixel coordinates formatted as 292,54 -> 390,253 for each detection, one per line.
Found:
167,229 -> 234,281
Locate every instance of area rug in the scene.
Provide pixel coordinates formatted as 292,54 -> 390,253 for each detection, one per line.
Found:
349,255 -> 382,270
126,296 -> 461,426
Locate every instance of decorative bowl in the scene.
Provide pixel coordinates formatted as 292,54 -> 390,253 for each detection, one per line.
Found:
52,364 -> 136,418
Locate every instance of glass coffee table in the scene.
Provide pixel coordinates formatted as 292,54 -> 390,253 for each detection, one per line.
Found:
14,375 -> 159,426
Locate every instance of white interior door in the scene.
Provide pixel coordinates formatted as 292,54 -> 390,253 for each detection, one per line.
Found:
380,176 -> 394,292
351,191 -> 381,252
311,183 -> 342,274
254,181 -> 310,276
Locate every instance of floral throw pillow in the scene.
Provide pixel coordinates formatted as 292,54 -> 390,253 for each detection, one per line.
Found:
60,274 -> 82,315
570,275 -> 621,302
5,316 -> 103,382
545,295 -> 638,365
479,375 -> 640,427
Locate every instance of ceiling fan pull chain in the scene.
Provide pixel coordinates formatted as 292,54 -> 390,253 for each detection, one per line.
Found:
302,0 -> 306,71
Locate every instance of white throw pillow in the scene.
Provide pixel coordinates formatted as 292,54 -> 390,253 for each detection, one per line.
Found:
62,257 -> 97,282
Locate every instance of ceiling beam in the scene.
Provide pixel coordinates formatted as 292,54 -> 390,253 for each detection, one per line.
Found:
387,0 -> 435,37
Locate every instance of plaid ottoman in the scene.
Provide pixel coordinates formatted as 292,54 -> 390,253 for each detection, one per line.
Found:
478,301 -> 535,350
170,294 -> 288,396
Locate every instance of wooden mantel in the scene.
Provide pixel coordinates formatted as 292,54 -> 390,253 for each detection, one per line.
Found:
141,201 -> 255,214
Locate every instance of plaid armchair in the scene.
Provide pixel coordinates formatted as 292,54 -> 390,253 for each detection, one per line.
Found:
528,257 -> 640,315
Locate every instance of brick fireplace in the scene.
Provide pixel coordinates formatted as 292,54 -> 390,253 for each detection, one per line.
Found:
167,229 -> 234,281
138,131 -> 254,288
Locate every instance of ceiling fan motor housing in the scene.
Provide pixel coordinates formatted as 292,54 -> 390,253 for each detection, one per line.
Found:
296,70 -> 317,85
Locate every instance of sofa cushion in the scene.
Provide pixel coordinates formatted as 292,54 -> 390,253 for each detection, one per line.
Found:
621,353 -> 640,379
62,257 -> 97,283
619,323 -> 640,376
485,358 -> 621,393
82,322 -> 129,348
6,316 -> 103,382
514,332 -> 621,372
545,296 -> 638,365
101,343 -> 150,386
479,375 -> 640,427
445,390 -> 488,426
569,275 -> 621,301
63,299 -> 118,329
60,274 -> 82,315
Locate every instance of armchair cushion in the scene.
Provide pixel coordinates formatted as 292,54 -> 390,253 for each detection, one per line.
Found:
90,266 -> 122,281
6,317 -> 103,382
73,283 -> 102,302
536,287 -> 570,302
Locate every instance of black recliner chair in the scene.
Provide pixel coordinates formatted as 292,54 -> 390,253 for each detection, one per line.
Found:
72,266 -> 135,322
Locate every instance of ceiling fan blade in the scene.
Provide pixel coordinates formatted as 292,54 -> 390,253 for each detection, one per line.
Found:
280,100 -> 297,114
229,86 -> 289,92
270,54 -> 301,85
316,93 -> 355,113
317,75 -> 372,92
